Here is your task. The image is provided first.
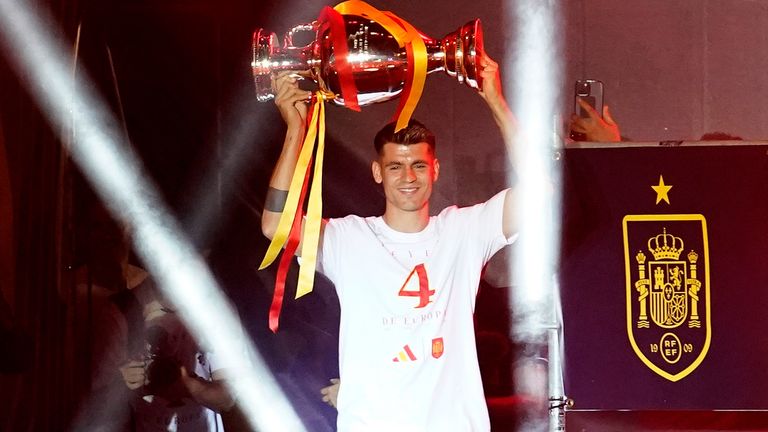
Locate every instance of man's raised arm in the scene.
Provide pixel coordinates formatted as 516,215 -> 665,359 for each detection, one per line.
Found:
261,72 -> 312,240
478,55 -> 518,166
477,55 -> 519,239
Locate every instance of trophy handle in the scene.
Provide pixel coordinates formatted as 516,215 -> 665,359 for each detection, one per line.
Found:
252,29 -> 279,102
284,23 -> 318,48
252,24 -> 319,102
439,19 -> 485,90
463,19 -> 484,90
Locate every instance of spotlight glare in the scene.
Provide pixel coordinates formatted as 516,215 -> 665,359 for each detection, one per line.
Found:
506,0 -> 564,430
0,1 -> 305,430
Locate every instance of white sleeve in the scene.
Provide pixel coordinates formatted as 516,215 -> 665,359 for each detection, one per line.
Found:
318,217 -> 341,284
466,188 -> 516,263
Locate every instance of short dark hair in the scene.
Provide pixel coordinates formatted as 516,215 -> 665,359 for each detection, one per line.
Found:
373,119 -> 436,155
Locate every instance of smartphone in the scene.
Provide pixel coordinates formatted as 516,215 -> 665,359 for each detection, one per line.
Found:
574,79 -> 604,118
570,79 -> 604,141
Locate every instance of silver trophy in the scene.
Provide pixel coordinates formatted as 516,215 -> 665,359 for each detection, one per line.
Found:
252,14 -> 485,106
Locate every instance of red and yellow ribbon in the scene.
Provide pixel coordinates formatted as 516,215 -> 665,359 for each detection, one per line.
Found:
318,6 -> 360,112
334,0 -> 428,131
261,95 -> 326,332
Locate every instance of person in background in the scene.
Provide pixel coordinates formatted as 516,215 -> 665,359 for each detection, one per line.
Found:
69,203 -> 237,432
110,275 -> 235,431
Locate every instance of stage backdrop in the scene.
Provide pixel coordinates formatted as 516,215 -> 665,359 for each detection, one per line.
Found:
560,141 -> 768,411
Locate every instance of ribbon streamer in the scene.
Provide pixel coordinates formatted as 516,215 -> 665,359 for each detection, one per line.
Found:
335,0 -> 428,131
385,13 -> 427,131
296,100 -> 325,298
268,156 -> 311,332
259,98 -> 322,270
318,6 -> 360,111
263,95 -> 326,332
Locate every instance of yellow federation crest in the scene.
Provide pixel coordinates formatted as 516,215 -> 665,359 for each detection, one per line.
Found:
623,214 -> 711,381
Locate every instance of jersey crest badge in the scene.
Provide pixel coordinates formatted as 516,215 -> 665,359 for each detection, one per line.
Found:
431,337 -> 444,359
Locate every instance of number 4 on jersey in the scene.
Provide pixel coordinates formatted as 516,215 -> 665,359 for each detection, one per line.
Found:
398,263 -> 434,308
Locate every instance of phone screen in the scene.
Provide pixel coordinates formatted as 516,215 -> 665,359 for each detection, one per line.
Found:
570,79 -> 604,141
578,96 -> 597,118
574,79 -> 604,119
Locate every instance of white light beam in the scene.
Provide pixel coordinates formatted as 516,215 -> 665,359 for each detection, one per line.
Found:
0,1 -> 305,430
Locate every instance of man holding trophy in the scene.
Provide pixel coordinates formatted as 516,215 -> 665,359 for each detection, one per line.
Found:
257,3 -> 519,430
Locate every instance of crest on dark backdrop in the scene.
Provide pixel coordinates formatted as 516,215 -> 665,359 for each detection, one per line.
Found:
623,214 -> 711,382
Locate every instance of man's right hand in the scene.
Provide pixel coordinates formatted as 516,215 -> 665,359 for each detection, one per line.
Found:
119,359 -> 148,390
262,71 -> 316,242
273,71 -> 312,130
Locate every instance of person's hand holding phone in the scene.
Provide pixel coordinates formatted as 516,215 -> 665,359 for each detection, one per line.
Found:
569,98 -> 621,142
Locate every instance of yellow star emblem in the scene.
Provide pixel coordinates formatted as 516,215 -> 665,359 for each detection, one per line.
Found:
652,175 -> 672,205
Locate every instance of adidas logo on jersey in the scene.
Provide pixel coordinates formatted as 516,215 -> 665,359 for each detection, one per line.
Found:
392,344 -> 417,362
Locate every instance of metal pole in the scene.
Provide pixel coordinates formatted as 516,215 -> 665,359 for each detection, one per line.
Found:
547,277 -> 571,431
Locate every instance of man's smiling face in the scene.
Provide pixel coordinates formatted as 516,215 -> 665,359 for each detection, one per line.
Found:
372,142 -> 440,216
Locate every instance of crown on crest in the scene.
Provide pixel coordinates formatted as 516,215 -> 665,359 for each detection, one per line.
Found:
647,228 -> 684,260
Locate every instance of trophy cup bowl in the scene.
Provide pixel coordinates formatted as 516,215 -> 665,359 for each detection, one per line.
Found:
252,15 -> 485,106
